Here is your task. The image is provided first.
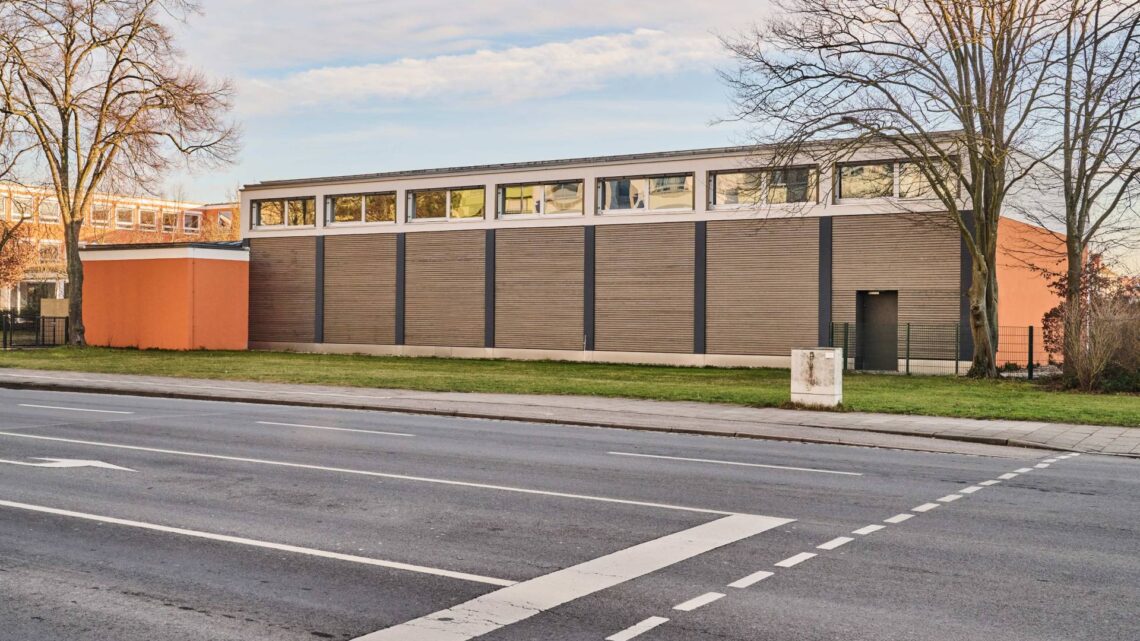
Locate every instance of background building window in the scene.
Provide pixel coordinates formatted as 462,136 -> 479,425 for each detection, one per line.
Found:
183,212 -> 201,233
13,197 -> 33,220
899,161 -> 954,199
712,171 -> 765,206
38,200 -> 61,223
91,206 -> 110,227
0,196 -> 6,220
286,198 -> 316,226
602,174 -> 693,212
498,181 -> 584,216
115,206 -> 135,229
327,192 -> 396,224
162,212 -> 178,232
139,209 -> 157,230
838,163 -> 894,199
408,187 -> 485,221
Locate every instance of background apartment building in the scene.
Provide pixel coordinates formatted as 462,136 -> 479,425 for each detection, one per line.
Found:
0,184 -> 239,313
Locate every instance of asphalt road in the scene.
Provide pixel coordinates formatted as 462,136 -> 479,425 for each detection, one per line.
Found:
0,387 -> 1136,641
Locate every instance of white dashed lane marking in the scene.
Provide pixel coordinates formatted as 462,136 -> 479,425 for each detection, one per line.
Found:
606,617 -> 670,641
817,536 -> 853,551
18,403 -> 133,415
979,480 -> 1001,486
998,472 -> 1019,480
1015,467 -> 1034,473
1035,463 -> 1051,469
960,486 -> 983,494
885,513 -> 914,524
913,503 -> 940,512
607,451 -> 863,476
852,524 -> 885,535
775,552 -> 816,568
256,421 -> 414,438
673,592 -> 725,612
937,494 -> 963,503
727,570 -> 773,589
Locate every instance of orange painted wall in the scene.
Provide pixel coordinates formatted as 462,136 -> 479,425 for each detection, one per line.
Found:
996,217 -> 1066,328
82,257 -> 248,350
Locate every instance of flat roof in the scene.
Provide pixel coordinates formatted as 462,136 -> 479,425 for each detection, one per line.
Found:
79,241 -> 245,252
240,130 -> 965,192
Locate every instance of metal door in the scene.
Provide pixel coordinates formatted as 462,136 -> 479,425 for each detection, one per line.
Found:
856,291 -> 898,371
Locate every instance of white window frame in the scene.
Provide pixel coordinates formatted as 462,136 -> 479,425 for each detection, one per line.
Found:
325,191 -> 398,225
496,180 -> 585,218
13,197 -> 33,220
597,173 -> 695,215
90,204 -> 111,228
115,206 -> 136,230
139,209 -> 158,231
708,166 -> 819,209
161,211 -> 178,232
835,158 -> 956,203
182,212 -> 202,234
38,199 -> 61,223
406,187 -> 486,222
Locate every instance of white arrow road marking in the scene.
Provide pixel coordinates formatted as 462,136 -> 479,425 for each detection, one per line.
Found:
0,457 -> 134,471
354,513 -> 792,641
0,499 -> 513,586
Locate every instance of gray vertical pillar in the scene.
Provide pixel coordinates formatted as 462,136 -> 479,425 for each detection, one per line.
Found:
818,216 -> 833,346
485,229 -> 496,349
959,212 -> 975,361
694,221 -> 707,354
395,233 -> 406,346
584,226 -> 595,351
314,236 -> 325,344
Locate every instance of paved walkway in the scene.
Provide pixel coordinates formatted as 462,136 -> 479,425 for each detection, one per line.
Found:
0,367 -> 1136,458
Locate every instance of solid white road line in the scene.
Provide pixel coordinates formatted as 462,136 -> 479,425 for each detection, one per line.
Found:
673,592 -> 725,612
960,486 -> 983,494
607,452 -> 863,476
256,421 -> 414,438
0,431 -> 738,516
998,473 -> 1019,480
852,524 -> 885,536
606,617 -> 670,641
354,513 -> 791,641
979,480 -> 1001,486
912,503 -> 940,512
884,513 -> 914,524
18,404 -> 133,415
817,536 -> 853,550
937,494 -> 963,503
1015,467 -> 1034,473
727,570 -> 774,588
0,499 -> 512,586
775,552 -> 816,568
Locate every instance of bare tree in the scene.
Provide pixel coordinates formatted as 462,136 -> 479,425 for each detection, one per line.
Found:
0,0 -> 239,344
723,0 -> 1062,377
1032,0 -> 1140,380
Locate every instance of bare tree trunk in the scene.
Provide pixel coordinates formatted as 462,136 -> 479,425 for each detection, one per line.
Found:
63,219 -> 85,345
969,263 -> 999,377
1061,239 -> 1083,378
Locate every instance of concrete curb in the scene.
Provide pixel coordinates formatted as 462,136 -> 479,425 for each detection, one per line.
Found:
5,378 -> 1126,458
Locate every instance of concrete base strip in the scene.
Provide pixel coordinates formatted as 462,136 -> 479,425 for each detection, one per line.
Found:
354,513 -> 791,641
0,499 -> 513,587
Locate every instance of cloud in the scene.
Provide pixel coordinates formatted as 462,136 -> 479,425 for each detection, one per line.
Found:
240,29 -> 726,115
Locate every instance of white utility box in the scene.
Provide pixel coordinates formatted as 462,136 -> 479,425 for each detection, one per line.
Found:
791,348 -> 843,408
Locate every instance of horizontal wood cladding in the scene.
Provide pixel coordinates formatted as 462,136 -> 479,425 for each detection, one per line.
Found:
405,230 -> 484,347
249,237 -> 315,343
495,227 -> 584,351
706,218 -> 819,356
596,222 -> 694,353
323,234 -> 396,345
832,214 -> 960,326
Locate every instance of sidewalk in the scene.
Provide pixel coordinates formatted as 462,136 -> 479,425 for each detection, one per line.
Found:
1,368 -> 1136,458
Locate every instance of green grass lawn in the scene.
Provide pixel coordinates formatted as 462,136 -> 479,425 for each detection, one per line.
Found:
1,347 -> 1137,427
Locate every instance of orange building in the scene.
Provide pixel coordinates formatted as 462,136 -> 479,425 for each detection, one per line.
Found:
78,243 -> 249,350
0,183 -> 239,313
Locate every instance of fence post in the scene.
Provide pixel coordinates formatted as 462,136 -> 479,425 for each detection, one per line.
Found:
1027,325 -> 1035,381
842,322 -> 850,372
905,323 -> 911,375
955,323 -> 961,376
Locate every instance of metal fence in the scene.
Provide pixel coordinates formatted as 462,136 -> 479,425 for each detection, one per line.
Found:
1,312 -> 68,349
829,322 -> 1044,377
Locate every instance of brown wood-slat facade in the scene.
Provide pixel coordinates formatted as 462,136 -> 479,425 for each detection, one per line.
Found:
707,218 -> 820,355
495,227 -> 584,351
832,214 -> 960,327
248,237 -> 315,343
404,229 -> 485,347
323,234 -> 397,345
595,222 -> 694,353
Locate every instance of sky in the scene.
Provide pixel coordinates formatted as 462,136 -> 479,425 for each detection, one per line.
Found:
167,0 -> 772,202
